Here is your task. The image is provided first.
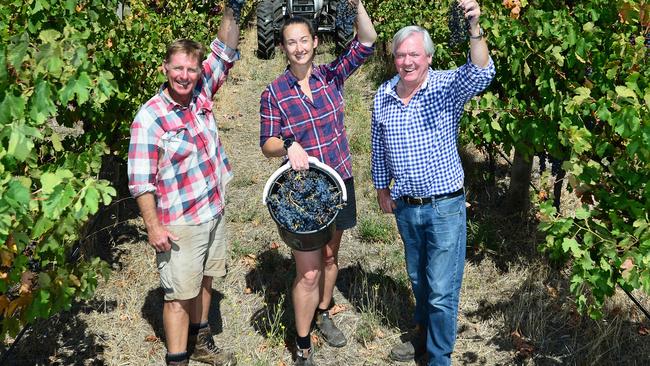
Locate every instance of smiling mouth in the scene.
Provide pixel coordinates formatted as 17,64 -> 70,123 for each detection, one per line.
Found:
176,81 -> 191,88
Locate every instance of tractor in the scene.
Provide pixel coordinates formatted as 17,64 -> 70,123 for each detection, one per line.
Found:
256,0 -> 354,59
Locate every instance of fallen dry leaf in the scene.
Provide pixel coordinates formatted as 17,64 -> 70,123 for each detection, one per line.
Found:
538,190 -> 548,201
511,329 -> 534,358
241,254 -> 257,267
311,333 -> 323,347
243,287 -> 253,294
144,334 -> 158,342
545,284 -> 559,299
329,303 -> 348,316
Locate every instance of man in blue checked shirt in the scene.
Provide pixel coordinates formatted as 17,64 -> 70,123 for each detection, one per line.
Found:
370,1 -> 495,365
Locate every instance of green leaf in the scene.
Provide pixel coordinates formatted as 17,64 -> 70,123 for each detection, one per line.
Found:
85,186 -> 99,214
42,184 -> 76,219
59,72 -> 91,105
575,207 -> 590,220
38,29 -> 61,43
596,104 -> 611,122
490,120 -> 502,132
32,216 -> 54,238
40,172 -> 62,194
0,94 -> 26,124
572,87 -> 591,105
615,86 -> 637,102
8,129 -> 33,161
51,133 -> 63,152
30,80 -> 57,124
4,179 -> 31,210
562,238 -> 581,256
0,48 -> 7,83
7,34 -> 29,69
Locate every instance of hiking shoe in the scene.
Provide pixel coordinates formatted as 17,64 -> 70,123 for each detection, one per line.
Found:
190,326 -> 237,366
389,329 -> 426,362
167,359 -> 189,366
295,347 -> 316,366
314,311 -> 347,347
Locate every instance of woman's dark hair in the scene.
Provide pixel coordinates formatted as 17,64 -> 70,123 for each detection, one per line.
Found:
279,17 -> 316,45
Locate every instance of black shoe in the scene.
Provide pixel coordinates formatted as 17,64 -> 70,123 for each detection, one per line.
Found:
389,328 -> 426,362
190,326 -> 237,366
295,347 -> 316,366
315,311 -> 347,347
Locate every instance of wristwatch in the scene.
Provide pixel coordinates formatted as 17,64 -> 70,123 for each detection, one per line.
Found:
469,26 -> 484,40
283,137 -> 295,151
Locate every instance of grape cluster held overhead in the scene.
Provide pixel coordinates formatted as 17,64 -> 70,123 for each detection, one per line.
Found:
268,170 -> 343,233
448,1 -> 468,46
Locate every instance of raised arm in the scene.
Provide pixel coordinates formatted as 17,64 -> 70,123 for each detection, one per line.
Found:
355,0 -> 377,47
460,0 -> 489,68
218,0 -> 245,49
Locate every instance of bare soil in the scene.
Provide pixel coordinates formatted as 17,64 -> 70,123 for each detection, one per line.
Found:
3,27 -> 650,366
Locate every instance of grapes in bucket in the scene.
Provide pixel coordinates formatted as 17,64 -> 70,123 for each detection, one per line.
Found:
262,157 -> 347,251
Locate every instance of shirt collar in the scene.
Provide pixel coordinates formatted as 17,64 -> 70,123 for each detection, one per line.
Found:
386,68 -> 432,100
284,64 -> 322,87
158,82 -> 198,112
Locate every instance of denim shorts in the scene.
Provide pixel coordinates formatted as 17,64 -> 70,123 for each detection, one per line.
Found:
335,178 -> 357,230
155,215 -> 228,301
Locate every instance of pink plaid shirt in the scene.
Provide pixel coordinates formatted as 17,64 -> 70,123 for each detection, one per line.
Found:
128,38 -> 238,225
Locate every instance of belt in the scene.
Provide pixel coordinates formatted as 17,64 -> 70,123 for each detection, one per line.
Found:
401,188 -> 464,205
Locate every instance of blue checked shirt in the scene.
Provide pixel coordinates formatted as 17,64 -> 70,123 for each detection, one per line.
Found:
371,58 -> 495,199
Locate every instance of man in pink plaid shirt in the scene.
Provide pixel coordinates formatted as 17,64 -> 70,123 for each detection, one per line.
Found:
127,2 -> 245,365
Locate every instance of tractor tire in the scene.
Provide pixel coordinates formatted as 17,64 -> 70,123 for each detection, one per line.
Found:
257,0 -> 282,59
331,0 -> 354,53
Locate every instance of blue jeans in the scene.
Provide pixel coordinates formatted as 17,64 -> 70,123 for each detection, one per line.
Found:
394,193 -> 467,366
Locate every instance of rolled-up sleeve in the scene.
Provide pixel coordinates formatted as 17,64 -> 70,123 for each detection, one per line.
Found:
326,37 -> 375,86
202,37 -> 241,98
454,55 -> 496,103
128,109 -> 161,197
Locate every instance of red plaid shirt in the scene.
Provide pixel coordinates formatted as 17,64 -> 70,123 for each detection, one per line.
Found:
260,38 -> 374,179
128,38 -> 238,225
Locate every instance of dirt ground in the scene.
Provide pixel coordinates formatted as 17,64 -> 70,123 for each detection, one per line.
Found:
3,27 -> 650,366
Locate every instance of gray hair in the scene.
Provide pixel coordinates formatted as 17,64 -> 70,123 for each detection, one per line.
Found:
392,26 -> 435,57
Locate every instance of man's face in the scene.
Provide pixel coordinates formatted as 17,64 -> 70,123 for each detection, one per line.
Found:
163,52 -> 201,105
281,23 -> 318,67
394,33 -> 432,87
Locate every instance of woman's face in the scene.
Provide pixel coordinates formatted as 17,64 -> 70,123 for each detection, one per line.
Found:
281,23 -> 318,67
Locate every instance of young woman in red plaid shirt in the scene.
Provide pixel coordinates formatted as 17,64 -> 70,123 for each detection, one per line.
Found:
259,1 -> 376,364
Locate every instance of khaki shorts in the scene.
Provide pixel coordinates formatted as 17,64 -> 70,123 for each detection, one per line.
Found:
156,216 -> 228,301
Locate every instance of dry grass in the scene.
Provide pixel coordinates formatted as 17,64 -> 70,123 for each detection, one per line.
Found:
3,26 -> 650,366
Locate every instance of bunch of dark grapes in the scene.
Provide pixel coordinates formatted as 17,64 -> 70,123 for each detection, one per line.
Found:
448,1 -> 468,47
268,170 -> 343,233
335,0 -> 357,35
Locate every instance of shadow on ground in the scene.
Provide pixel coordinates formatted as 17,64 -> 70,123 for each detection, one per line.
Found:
337,263 -> 414,331
1,299 -> 117,365
141,288 -> 226,343
245,249 -> 295,348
